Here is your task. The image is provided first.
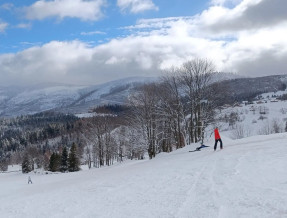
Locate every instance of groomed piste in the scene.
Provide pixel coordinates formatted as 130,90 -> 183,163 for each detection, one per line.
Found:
1,133 -> 287,218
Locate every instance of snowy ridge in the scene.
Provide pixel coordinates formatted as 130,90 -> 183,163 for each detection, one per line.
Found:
0,77 -> 157,117
1,133 -> 287,218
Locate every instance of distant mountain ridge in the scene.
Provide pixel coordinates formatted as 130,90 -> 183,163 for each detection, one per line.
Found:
0,74 -> 286,117
216,74 -> 287,104
0,77 -> 157,117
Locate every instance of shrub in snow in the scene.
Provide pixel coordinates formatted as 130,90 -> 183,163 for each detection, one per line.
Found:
258,120 -> 272,135
259,106 -> 268,115
258,115 -> 267,120
280,108 -> 287,114
0,160 -> 8,172
271,119 -> 283,133
240,115 -> 245,122
231,124 -> 250,139
228,112 -> 239,128
257,119 -> 283,135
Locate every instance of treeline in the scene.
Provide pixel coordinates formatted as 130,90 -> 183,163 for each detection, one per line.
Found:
22,143 -> 80,173
91,104 -> 130,115
3,111 -> 77,128
0,112 -> 79,154
0,112 -> 82,172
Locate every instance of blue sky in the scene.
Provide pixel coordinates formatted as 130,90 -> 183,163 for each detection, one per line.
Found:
0,0 -> 210,53
0,0 -> 286,86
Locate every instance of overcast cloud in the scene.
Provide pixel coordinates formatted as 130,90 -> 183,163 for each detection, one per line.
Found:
204,0 -> 287,33
0,0 -> 286,86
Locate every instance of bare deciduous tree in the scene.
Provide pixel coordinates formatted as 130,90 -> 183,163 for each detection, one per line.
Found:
128,83 -> 161,159
178,59 -> 216,143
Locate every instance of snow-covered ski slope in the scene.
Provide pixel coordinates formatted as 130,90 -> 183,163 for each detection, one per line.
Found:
1,133 -> 287,218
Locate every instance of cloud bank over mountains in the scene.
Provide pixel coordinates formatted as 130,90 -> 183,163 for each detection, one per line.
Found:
0,0 -> 286,86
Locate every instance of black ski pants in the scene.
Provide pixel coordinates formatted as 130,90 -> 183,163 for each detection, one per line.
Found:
214,138 -> 223,150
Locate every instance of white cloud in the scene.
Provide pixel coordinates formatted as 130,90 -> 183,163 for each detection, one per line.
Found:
0,21 -> 8,32
118,0 -> 287,74
117,0 -> 158,13
81,31 -> 106,36
16,23 -> 32,29
210,0 -> 242,7
0,0 -> 286,86
0,41 -> 95,85
128,0 -> 287,37
0,3 -> 14,10
0,35 -> 225,85
24,0 -> 107,21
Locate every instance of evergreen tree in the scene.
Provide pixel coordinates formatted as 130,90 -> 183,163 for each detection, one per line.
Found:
60,147 -> 68,172
68,143 -> 80,172
49,152 -> 61,172
22,153 -> 34,173
48,153 -> 55,172
55,153 -> 61,171
285,121 -> 287,132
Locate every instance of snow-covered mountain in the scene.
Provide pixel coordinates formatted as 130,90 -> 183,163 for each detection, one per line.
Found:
1,74 -> 285,117
1,133 -> 287,218
0,77 -> 157,117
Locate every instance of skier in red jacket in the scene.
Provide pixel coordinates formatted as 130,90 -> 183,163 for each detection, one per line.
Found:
214,127 -> 223,151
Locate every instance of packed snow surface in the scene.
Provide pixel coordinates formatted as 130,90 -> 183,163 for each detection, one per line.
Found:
1,133 -> 287,218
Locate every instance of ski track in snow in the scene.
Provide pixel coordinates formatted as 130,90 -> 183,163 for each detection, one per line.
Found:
1,134 -> 287,218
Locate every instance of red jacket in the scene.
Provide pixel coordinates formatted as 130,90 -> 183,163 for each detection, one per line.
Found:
214,128 -> 221,140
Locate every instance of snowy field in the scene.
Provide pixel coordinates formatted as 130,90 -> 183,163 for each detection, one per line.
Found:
217,99 -> 287,139
1,133 -> 287,218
